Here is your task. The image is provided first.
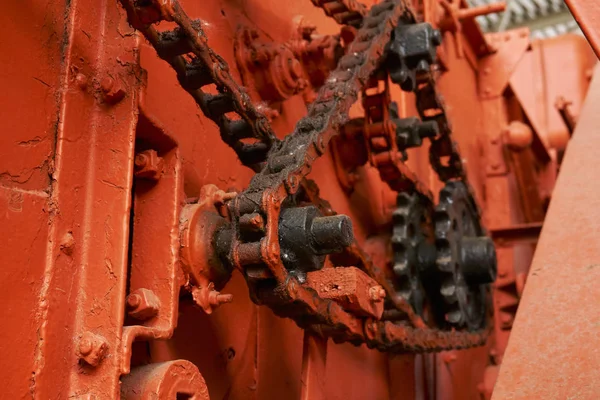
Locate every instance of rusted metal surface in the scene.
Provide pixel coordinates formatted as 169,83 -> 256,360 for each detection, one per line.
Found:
306,267 -> 386,319
492,65 -> 600,399
1,0 -> 597,398
180,184 -> 236,314
235,27 -> 310,102
121,360 -> 210,399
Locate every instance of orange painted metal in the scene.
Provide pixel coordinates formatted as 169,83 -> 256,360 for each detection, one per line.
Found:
565,0 -> 600,59
0,0 -> 597,399
493,65 -> 600,399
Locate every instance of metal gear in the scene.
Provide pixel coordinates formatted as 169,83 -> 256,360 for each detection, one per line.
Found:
391,192 -> 435,316
433,181 -> 497,330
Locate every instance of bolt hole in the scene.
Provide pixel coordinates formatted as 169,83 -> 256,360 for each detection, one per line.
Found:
177,394 -> 193,400
227,347 -> 236,360
221,9 -> 226,16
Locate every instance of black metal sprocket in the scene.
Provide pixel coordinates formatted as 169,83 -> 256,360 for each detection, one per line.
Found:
432,181 -> 497,330
391,192 -> 435,316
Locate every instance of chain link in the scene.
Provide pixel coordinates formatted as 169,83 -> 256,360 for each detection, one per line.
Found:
118,0 -> 277,170
120,0 -> 491,352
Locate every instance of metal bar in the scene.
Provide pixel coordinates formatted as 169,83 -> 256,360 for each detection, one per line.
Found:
492,65 -> 600,399
300,332 -> 328,400
565,0 -> 600,58
491,222 -> 543,246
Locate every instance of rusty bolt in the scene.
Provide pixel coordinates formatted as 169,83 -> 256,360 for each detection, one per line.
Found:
75,73 -> 88,89
78,331 -> 108,367
191,282 -> 233,314
126,288 -> 160,320
208,290 -> 234,307
133,149 -> 164,181
100,76 -> 126,104
368,285 -> 386,302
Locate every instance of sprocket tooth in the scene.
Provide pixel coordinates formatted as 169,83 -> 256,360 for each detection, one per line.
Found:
389,190 -> 434,318
446,310 -> 463,324
440,280 -> 457,301
396,192 -> 414,207
393,262 -> 409,276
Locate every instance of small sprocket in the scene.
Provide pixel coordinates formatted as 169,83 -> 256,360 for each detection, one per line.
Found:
432,181 -> 497,330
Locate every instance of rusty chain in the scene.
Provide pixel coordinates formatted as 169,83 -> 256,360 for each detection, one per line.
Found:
120,0 -> 490,352
118,0 -> 277,170
309,0 -> 368,27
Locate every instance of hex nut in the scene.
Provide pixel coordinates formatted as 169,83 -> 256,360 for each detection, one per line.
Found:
126,288 -> 160,320
78,331 -> 108,367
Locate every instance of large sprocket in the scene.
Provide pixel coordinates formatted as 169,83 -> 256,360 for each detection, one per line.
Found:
391,191 -> 435,316
432,181 -> 497,330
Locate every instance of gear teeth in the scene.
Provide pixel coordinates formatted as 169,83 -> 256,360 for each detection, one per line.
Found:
390,191 -> 433,314
433,181 -> 487,331
446,310 -> 463,324
440,279 -> 457,302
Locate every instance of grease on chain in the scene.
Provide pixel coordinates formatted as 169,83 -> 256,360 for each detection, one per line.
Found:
119,0 -> 490,352
232,0 -> 489,352
118,0 -> 277,170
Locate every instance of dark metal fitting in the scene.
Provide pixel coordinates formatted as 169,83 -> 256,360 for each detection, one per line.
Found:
310,214 -> 354,254
126,288 -> 161,320
270,154 -> 296,173
386,22 -> 442,92
156,28 -> 192,60
221,118 -> 253,140
178,59 -> 212,90
461,237 -> 498,284
395,117 -> 439,149
279,206 -> 354,275
236,241 -> 263,266
205,93 -> 235,118
236,195 -> 262,215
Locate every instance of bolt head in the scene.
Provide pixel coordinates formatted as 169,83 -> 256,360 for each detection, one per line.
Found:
79,338 -> 93,356
78,332 -> 108,367
75,73 -> 88,89
100,77 -> 114,93
126,288 -> 160,320
126,293 -> 141,309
